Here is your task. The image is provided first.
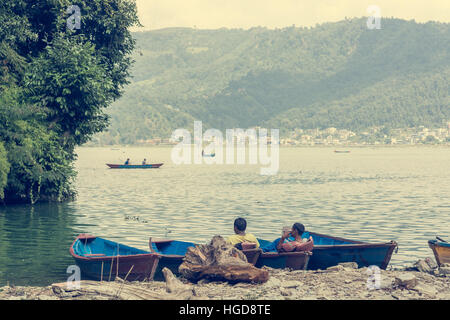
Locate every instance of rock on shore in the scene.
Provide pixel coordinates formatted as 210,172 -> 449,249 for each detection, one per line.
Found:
1,263 -> 449,300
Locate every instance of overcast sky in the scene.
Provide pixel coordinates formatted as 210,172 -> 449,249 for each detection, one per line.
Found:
134,0 -> 449,30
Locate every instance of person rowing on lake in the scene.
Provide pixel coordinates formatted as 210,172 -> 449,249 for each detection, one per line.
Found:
124,158 -> 130,165
276,223 -> 313,252
142,158 -> 147,165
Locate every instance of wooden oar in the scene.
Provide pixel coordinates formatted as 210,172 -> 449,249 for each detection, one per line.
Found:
436,236 -> 448,243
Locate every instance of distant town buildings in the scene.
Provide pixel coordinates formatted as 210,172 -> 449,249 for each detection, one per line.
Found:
280,123 -> 450,146
91,122 -> 450,146
138,124 -> 450,146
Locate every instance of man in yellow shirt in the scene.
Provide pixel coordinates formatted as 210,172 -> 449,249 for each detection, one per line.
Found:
227,217 -> 260,248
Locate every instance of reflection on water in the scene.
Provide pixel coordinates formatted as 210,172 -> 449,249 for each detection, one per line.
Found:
0,146 -> 449,286
0,203 -> 78,286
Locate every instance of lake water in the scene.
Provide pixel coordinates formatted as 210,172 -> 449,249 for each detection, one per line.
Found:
0,146 -> 449,286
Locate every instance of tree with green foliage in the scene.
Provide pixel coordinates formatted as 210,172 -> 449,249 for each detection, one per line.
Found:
0,0 -> 140,204
25,36 -> 114,149
0,86 -> 77,203
0,141 -> 9,201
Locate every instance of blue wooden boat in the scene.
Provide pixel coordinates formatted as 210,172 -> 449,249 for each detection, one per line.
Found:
149,238 -> 263,279
428,238 -> 450,266
106,163 -> 163,169
71,235 -> 263,282
70,234 -> 161,281
259,231 -> 397,270
149,238 -> 197,280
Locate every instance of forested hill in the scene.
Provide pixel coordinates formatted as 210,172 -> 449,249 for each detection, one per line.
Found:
93,18 -> 450,144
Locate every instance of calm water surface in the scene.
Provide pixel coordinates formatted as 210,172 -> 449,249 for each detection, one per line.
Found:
0,146 -> 449,286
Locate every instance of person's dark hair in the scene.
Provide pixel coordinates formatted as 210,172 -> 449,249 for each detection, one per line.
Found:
292,223 -> 305,235
234,217 -> 247,232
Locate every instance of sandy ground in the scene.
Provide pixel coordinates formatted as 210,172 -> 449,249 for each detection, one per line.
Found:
1,261 -> 449,300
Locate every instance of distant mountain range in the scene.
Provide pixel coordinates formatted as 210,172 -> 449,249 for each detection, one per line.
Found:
91,18 -> 450,145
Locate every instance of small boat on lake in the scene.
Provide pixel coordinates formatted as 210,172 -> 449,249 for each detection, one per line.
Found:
259,231 -> 397,270
202,153 -> 216,157
106,163 -> 163,169
70,234 -> 161,281
428,237 -> 450,266
334,150 -> 351,153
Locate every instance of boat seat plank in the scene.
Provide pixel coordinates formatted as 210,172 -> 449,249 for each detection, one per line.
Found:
152,238 -> 174,244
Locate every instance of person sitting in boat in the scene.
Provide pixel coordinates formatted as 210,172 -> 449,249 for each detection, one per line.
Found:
276,223 -> 313,252
226,217 -> 260,249
142,158 -> 147,165
124,158 -> 130,165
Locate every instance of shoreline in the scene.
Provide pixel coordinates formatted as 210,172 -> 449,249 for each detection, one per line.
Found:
2,264 -> 449,300
79,144 -> 450,148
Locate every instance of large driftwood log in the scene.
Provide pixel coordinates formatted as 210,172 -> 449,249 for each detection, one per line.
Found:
51,268 -> 203,300
52,280 -> 165,300
179,235 -> 269,283
162,267 -> 198,299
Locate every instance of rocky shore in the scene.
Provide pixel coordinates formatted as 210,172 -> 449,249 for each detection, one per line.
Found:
1,260 -> 449,300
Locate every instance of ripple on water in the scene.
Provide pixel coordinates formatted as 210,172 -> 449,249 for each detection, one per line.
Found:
0,146 -> 449,285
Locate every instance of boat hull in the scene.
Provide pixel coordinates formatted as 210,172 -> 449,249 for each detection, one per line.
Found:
307,243 -> 397,270
305,231 -> 397,270
259,231 -> 397,270
256,251 -> 311,270
242,248 -> 262,265
153,254 -> 185,281
151,240 -> 196,280
106,163 -> 163,169
70,234 -> 161,281
428,240 -> 450,266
